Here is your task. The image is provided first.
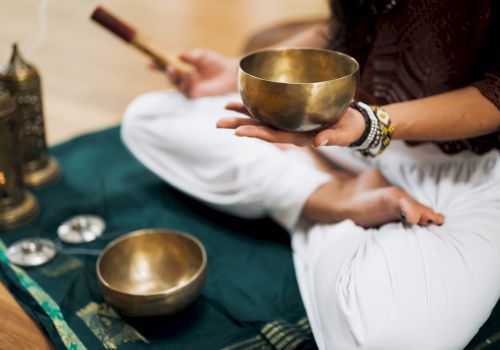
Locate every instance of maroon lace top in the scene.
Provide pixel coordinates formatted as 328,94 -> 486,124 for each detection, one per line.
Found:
328,0 -> 499,154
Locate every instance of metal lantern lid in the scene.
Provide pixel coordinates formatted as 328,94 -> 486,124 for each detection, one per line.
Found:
1,43 -> 62,189
7,238 -> 56,267
0,85 -> 15,118
2,44 -> 39,83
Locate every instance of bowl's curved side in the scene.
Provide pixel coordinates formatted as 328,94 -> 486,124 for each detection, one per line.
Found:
239,68 -> 358,132
98,266 -> 207,317
96,229 -> 208,317
239,70 -> 309,130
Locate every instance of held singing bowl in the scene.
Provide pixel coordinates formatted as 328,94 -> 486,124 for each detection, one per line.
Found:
97,229 -> 207,317
239,48 -> 359,132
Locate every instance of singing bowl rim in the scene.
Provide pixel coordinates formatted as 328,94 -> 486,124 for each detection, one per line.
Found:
239,47 -> 360,86
96,228 -> 207,298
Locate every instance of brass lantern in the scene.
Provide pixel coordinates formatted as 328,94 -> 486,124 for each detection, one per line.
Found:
1,44 -> 61,188
0,85 -> 38,230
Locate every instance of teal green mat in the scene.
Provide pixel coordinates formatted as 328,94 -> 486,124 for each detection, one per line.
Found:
0,127 -> 498,349
0,127 -> 313,350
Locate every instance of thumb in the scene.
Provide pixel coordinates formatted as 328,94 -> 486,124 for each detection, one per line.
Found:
314,128 -> 354,147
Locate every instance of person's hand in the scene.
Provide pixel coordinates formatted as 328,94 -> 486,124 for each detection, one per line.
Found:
217,102 -> 367,148
151,48 -> 239,98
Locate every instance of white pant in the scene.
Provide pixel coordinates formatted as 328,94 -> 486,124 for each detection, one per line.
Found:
122,91 -> 500,350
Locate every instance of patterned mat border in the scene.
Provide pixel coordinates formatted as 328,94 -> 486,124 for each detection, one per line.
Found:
0,239 -> 86,350
222,317 -> 315,350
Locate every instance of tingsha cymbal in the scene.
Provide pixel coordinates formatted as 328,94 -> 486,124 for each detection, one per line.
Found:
57,215 -> 106,244
7,238 -> 56,267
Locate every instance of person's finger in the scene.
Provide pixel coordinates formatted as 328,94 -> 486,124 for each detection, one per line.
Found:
179,72 -> 195,97
417,207 -> 445,226
436,213 -> 445,225
234,125 -> 312,146
179,48 -> 205,65
167,68 -> 182,86
179,81 -> 191,97
314,127 -> 356,147
417,207 -> 440,226
189,81 -> 222,98
225,102 -> 252,116
148,61 -> 165,71
398,197 -> 422,225
167,67 -> 179,83
216,117 -> 262,129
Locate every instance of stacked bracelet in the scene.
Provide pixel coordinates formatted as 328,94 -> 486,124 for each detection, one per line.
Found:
349,100 -> 394,157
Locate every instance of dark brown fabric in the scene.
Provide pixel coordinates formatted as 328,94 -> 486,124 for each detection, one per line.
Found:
328,0 -> 500,154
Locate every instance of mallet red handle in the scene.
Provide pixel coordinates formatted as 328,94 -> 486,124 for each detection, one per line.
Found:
91,6 -> 190,72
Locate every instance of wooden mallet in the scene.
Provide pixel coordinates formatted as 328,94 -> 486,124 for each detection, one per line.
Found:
91,6 -> 190,72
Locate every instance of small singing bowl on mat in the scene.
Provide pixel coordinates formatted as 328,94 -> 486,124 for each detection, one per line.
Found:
96,229 -> 207,317
239,48 -> 359,132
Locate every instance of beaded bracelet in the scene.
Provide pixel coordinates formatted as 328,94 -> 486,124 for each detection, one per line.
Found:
349,100 -> 394,157
370,106 -> 394,157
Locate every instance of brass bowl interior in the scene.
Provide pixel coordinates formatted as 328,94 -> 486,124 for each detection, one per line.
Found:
98,230 -> 205,296
240,48 -> 358,84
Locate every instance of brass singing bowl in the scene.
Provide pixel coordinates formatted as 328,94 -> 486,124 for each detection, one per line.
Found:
239,48 -> 359,132
97,229 -> 207,317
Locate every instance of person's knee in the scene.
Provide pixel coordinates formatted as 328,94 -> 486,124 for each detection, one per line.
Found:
311,228 -> 479,349
329,286 -> 470,349
121,107 -> 140,149
122,93 -> 157,147
121,91 -> 186,151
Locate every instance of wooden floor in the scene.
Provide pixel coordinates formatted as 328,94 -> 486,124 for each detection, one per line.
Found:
0,0 -> 328,144
0,1 -> 328,348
